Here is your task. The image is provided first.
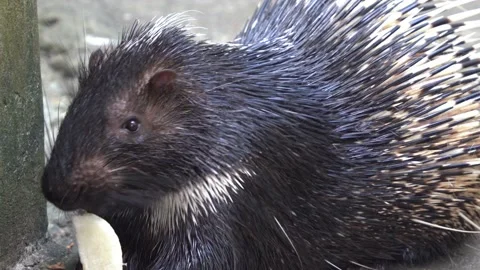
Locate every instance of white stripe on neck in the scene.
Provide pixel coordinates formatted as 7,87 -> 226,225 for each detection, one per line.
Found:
150,166 -> 255,231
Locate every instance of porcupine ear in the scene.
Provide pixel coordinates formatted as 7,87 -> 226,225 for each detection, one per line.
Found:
88,49 -> 105,73
148,69 -> 177,89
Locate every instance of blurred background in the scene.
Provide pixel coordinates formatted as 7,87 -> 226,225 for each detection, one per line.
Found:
34,0 -> 480,269
39,0 -> 259,141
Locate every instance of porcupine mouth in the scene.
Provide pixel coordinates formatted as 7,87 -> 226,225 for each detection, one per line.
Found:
42,171 -> 117,216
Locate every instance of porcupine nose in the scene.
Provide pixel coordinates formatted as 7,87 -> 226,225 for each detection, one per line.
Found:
41,162 -> 83,211
42,152 -> 115,214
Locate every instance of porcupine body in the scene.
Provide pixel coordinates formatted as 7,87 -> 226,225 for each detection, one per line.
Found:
42,0 -> 480,269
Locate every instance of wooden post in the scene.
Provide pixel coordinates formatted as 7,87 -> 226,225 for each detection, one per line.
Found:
0,0 -> 47,268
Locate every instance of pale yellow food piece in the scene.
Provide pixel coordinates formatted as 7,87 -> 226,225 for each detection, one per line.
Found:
72,213 -> 123,270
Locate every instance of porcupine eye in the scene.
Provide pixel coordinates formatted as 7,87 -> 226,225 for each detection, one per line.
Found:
124,118 -> 140,132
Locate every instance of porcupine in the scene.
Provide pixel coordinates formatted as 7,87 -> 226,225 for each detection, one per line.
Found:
41,0 -> 480,269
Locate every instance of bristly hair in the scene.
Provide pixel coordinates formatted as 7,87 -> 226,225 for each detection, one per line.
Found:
120,13 -> 199,51
149,166 -> 256,232
76,13 -> 199,94
53,0 -> 480,267
82,0 -> 480,233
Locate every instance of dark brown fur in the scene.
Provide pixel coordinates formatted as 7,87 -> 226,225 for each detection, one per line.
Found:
42,1 -> 480,269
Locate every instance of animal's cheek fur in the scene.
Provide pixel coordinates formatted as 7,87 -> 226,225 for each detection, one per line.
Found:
42,152 -> 118,213
70,155 -> 111,190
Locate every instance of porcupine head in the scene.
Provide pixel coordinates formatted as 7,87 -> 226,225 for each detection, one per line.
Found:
41,15 -> 252,225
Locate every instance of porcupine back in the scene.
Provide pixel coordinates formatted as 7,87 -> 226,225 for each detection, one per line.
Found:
236,0 -> 480,267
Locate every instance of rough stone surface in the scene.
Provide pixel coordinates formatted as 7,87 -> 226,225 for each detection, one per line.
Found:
14,0 -> 480,269
0,1 -> 47,269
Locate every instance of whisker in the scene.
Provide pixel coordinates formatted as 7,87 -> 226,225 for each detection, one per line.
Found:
412,218 -> 480,233
459,211 -> 480,230
274,216 -> 303,269
207,77 -> 253,92
349,261 -> 378,270
108,166 -> 130,174
82,7 -> 87,69
58,182 -> 81,208
324,260 -> 342,270
42,89 -> 55,158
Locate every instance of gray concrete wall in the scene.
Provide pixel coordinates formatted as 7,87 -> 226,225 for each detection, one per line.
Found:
0,1 -> 47,269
